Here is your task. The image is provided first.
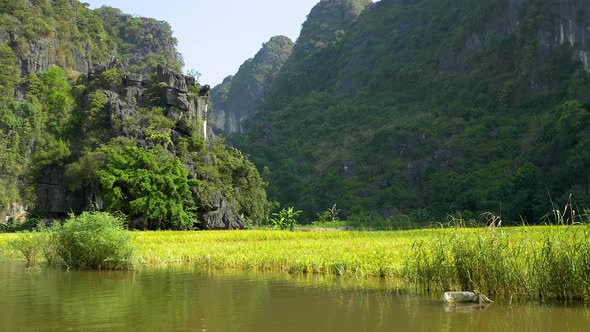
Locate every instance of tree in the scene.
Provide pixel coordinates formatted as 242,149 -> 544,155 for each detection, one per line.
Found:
26,66 -> 74,136
0,44 -> 19,98
566,133 -> 590,195
186,69 -> 202,83
97,143 -> 199,229
557,100 -> 589,145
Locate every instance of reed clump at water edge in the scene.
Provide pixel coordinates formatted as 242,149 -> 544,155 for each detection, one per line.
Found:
403,225 -> 590,301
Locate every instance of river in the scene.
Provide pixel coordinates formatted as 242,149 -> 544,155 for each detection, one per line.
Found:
1,260 -> 589,331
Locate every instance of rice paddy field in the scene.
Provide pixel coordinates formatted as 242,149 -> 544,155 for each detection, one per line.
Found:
2,225 -> 590,301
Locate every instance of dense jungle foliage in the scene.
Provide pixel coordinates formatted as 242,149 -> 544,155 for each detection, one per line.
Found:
230,0 -> 590,223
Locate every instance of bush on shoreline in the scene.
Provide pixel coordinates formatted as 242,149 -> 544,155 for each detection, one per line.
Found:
9,212 -> 133,270
54,212 -> 133,270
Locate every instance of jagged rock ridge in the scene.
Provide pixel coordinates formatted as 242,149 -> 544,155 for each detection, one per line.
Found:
210,35 -> 294,135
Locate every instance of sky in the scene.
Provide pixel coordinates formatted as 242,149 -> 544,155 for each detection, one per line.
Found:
85,0 -> 321,86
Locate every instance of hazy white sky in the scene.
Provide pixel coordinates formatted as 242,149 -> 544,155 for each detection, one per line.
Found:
86,0 -> 320,86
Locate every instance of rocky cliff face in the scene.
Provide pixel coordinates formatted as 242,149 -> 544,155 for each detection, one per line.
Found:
293,0 -> 372,57
81,63 -> 210,143
95,7 -> 183,74
31,63 -> 246,229
430,0 -> 590,74
0,1 -> 181,81
0,1 -> 108,79
210,0 -> 373,137
209,75 -> 233,132
32,64 -> 202,208
535,0 -> 590,71
327,0 -> 590,94
210,36 -> 293,135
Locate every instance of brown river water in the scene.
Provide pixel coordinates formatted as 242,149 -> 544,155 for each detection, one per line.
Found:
1,260 -> 589,331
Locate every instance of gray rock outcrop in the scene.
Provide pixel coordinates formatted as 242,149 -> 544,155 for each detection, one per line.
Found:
36,167 -> 67,216
199,193 -> 245,230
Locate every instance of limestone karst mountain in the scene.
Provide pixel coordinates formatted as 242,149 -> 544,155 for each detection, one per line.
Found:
219,0 -> 590,222
0,0 -> 269,229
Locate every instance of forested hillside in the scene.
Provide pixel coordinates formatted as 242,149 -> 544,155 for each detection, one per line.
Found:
222,0 -> 590,222
0,0 -> 269,229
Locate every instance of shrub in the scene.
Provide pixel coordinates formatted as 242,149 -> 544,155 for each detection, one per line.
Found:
39,224 -> 60,265
53,212 -> 133,270
316,204 -> 341,223
8,231 -> 45,264
204,140 -> 272,225
97,68 -> 124,90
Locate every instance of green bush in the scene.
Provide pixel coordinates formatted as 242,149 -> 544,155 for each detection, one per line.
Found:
201,139 -> 272,225
38,224 -> 60,265
316,204 -> 341,223
53,212 -> 133,270
97,68 -> 124,90
8,231 -> 45,264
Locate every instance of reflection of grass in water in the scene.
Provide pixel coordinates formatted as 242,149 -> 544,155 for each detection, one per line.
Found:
2,225 -> 590,301
187,267 -> 406,293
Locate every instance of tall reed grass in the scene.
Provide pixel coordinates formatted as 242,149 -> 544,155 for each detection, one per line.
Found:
404,225 -> 590,301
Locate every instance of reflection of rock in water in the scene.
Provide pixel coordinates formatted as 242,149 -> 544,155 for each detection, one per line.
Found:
444,303 -> 493,313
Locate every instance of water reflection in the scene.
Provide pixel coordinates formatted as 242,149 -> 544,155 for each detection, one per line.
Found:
0,260 -> 589,331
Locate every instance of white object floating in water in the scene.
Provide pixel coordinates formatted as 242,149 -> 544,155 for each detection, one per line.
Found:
442,291 -> 493,304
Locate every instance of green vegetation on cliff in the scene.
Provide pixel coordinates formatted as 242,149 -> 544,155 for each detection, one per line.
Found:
94,6 -> 183,73
270,0 -> 372,97
0,0 -> 114,72
233,0 -> 590,222
0,0 -> 269,229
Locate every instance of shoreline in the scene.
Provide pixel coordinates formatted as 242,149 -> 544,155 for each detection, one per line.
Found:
2,225 -> 589,302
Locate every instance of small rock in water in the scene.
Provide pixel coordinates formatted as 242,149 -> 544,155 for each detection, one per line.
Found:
442,291 -> 493,304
